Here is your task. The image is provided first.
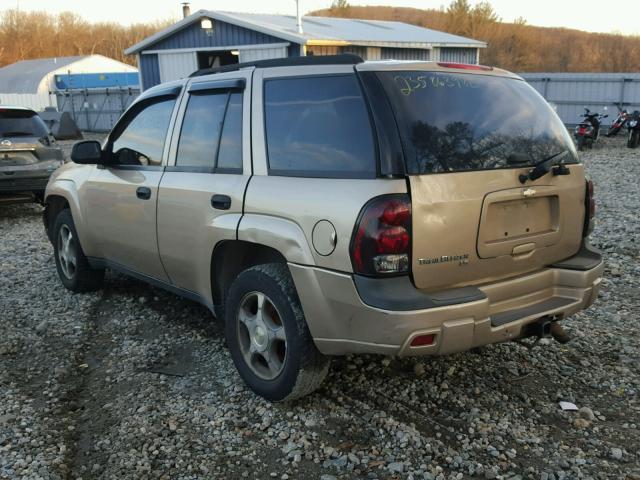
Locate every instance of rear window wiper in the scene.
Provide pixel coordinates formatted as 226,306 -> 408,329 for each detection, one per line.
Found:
518,150 -> 570,184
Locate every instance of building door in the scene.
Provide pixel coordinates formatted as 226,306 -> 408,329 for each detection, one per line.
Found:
158,51 -> 198,83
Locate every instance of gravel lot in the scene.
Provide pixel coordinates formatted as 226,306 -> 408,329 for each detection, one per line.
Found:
1,135 -> 638,480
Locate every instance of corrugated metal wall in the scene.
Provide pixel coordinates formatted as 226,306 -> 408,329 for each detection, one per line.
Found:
521,73 -> 640,125
341,46 -> 368,58
55,88 -> 139,132
306,45 -> 340,56
151,19 -> 286,50
239,46 -> 288,63
140,54 -> 160,90
380,47 -> 430,61
439,47 -> 478,64
0,93 -> 57,111
158,51 -> 198,83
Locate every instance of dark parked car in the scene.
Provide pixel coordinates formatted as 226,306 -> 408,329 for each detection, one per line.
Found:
0,106 -> 64,203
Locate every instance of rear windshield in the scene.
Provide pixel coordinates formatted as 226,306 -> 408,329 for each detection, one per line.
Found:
0,109 -> 49,138
377,71 -> 578,174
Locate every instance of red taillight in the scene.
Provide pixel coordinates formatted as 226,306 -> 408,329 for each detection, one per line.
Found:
437,62 -> 493,71
410,334 -> 435,347
584,179 -> 595,237
578,127 -> 587,134
350,195 -> 412,275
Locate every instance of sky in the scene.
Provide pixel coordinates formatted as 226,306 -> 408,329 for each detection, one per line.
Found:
6,0 -> 640,35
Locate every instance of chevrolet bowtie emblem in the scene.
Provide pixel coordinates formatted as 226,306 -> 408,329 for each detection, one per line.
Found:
522,188 -> 537,198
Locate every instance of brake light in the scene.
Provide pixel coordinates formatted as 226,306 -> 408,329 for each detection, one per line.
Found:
583,179 -> 595,237
350,195 -> 411,275
437,62 -> 493,71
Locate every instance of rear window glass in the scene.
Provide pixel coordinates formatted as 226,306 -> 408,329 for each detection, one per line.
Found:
377,72 -> 578,174
264,74 -> 376,178
0,109 -> 48,138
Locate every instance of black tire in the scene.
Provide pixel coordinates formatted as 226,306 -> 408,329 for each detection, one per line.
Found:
607,125 -> 620,137
629,130 -> 640,149
52,209 -> 104,292
224,263 -> 330,402
576,136 -> 585,151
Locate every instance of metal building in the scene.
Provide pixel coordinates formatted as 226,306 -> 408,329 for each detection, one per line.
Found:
125,10 -> 486,90
0,54 -> 138,110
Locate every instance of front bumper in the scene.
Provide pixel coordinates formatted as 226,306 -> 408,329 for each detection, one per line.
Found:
290,245 -> 603,357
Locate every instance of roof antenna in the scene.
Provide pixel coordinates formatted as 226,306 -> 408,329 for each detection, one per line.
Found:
295,0 -> 303,34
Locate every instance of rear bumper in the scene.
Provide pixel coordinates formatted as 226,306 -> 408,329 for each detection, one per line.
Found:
0,176 -> 49,193
0,160 -> 61,194
290,244 -> 603,357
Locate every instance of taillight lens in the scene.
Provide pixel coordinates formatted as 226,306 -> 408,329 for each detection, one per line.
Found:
584,179 -> 595,237
350,195 -> 411,275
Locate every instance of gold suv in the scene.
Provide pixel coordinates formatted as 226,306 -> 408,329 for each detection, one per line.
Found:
43,55 -> 603,401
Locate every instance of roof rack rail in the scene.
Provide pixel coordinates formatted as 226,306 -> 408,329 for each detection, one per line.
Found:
189,54 -> 363,78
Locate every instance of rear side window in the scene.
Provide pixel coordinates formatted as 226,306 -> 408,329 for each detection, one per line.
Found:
111,98 -> 176,166
176,91 -> 243,172
264,75 -> 376,178
0,109 -> 48,138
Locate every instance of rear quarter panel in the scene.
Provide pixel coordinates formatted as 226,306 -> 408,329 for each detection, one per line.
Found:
241,177 -> 407,271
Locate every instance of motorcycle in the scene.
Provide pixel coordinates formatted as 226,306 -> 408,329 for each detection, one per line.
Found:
606,108 -> 629,137
627,110 -> 640,148
574,108 -> 608,150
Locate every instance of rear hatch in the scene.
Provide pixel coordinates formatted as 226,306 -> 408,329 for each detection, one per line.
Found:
0,108 -> 52,166
375,67 -> 585,291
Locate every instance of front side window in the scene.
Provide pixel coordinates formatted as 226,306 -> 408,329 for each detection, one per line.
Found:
176,91 -> 243,172
377,71 -> 578,174
111,98 -> 176,166
264,75 -> 376,178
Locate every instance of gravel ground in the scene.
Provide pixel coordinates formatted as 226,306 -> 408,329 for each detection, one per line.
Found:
1,135 -> 638,480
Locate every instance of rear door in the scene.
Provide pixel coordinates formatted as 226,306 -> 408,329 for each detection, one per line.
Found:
373,67 -> 586,291
156,71 -> 252,300
83,86 -> 181,281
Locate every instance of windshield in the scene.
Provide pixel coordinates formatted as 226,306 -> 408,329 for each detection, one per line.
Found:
377,71 -> 579,174
0,109 -> 49,138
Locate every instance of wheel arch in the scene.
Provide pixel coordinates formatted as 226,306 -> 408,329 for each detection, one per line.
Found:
210,240 -> 288,308
43,194 -> 69,242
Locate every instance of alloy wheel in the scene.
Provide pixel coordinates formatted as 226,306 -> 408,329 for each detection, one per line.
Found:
236,291 -> 287,380
57,224 -> 77,280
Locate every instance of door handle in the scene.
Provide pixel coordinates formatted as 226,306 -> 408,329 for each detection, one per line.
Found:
136,186 -> 152,200
211,194 -> 231,210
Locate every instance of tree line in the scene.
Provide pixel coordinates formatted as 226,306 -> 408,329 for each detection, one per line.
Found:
0,9 -> 172,68
320,0 -> 640,72
1,2 -> 639,72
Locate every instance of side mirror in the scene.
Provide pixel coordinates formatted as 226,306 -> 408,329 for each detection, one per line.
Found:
71,140 -> 103,164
